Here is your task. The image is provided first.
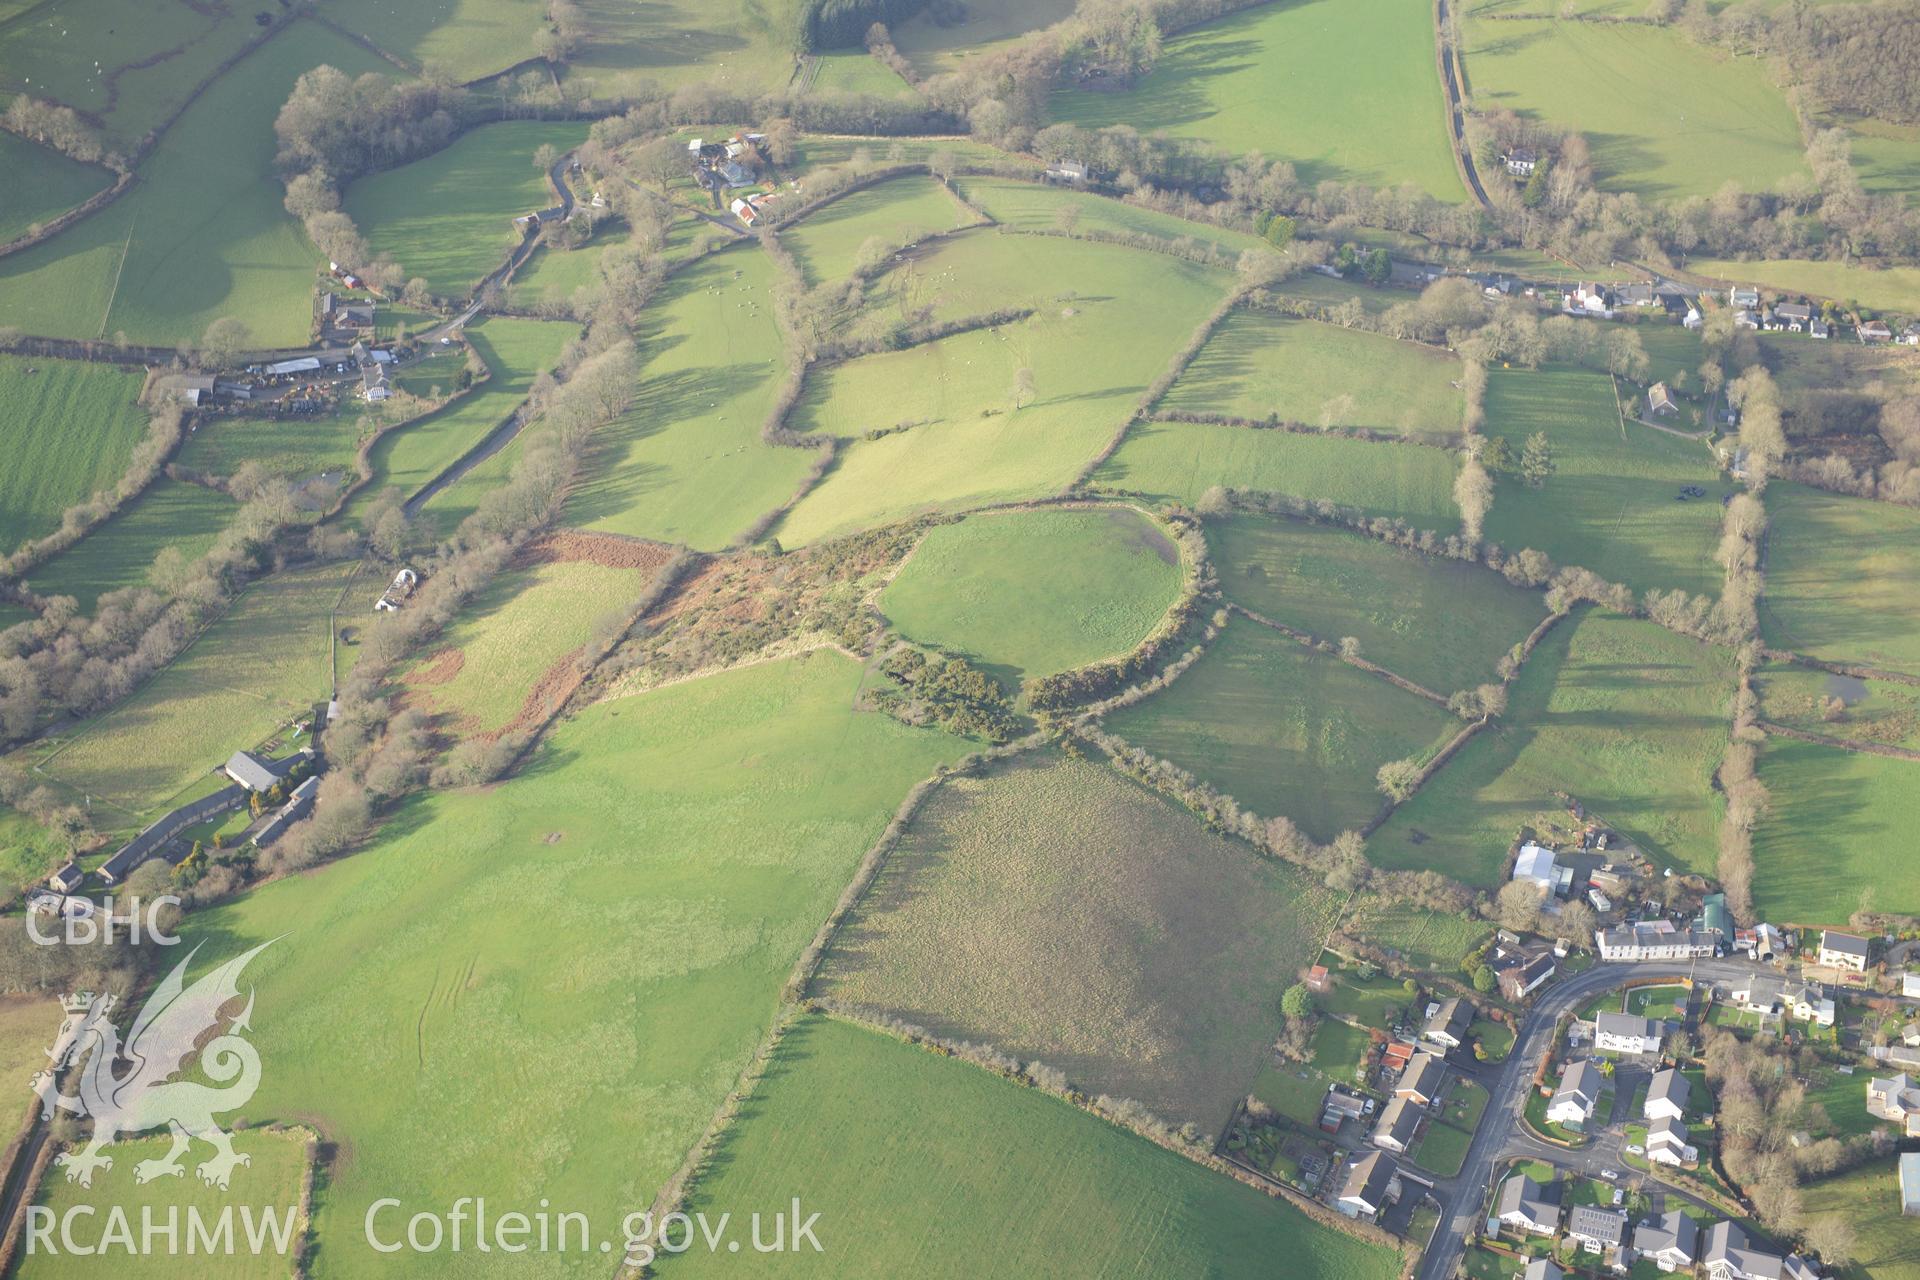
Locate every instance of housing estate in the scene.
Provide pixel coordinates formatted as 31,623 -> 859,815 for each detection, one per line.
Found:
1496,1174 -> 1560,1236
1370,1096 -> 1423,1154
1635,1211 -> 1699,1272
1546,1059 -> 1601,1129
1646,1115 -> 1697,1167
1567,1205 -> 1628,1259
1644,1068 -> 1689,1121
1701,1222 -> 1819,1280
1335,1150 -> 1400,1221
1594,1011 -> 1662,1056
1423,996 -> 1474,1050
1395,1052 -> 1446,1107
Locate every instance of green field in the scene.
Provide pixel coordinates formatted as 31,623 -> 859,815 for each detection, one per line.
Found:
1459,15 -> 1808,200
1107,617 -> 1461,842
782,175 -> 974,285
1480,367 -> 1724,598
403,549 -> 662,734
172,651 -> 965,1279
568,247 -> 815,549
0,356 -> 149,553
347,121 -> 587,298
35,561 -> 352,818
952,178 -> 1272,260
658,1015 -> 1402,1280
808,49 -> 918,97
1801,1164 -> 1920,1280
1373,609 -> 1733,883
506,223 -> 629,310
879,507 -> 1183,684
1761,484 -> 1920,677
0,133 -> 111,244
891,0 -> 1075,74
320,0 -> 544,82
28,479 -> 234,610
1756,662 -> 1920,751
1166,310 -> 1465,440
0,0 -> 267,144
1690,258 -> 1920,315
557,0 -> 800,98
1751,737 -> 1920,924
1052,0 -> 1466,201
0,805 -> 68,899
18,1130 -> 310,1279
1251,1014 -> 1374,1127
0,21 -> 393,345
1098,419 -> 1464,528
1341,896 -> 1491,972
355,316 -> 576,526
777,235 -> 1235,546
819,752 -> 1340,1127
1211,514 -> 1546,694
174,405 -> 366,486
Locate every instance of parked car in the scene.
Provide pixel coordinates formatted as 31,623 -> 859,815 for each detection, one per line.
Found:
1625,1144 -> 1645,1155
1599,1168 -> 1620,1182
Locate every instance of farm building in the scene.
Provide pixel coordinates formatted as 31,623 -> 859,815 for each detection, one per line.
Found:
1647,383 -> 1677,416
252,775 -> 320,849
375,566 -> 419,612
1903,1153 -> 1920,1215
48,862 -> 85,894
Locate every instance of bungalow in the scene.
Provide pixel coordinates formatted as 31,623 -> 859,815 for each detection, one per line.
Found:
1505,147 -> 1539,177
1860,320 -> 1894,343
1819,930 -> 1870,972
1635,1211 -> 1700,1272
1371,1095 -> 1423,1154
1809,315 -> 1831,339
48,862 -> 85,895
1645,1067 -> 1690,1121
1396,1052 -> 1447,1106
1596,921 -> 1716,961
1646,1115 -> 1697,1167
1733,972 -> 1785,1017
1336,1150 -> 1401,1220
1729,286 -> 1761,308
1902,1152 -> 1920,1216
1547,1059 -> 1601,1129
1571,283 -> 1612,315
1647,382 -> 1678,416
1616,282 -> 1658,308
1568,1205 -> 1629,1257
1703,1222 -> 1804,1280
1496,1173 -> 1561,1236
1774,302 -> 1812,331
1423,996 -> 1474,1050
1594,1011 -> 1662,1056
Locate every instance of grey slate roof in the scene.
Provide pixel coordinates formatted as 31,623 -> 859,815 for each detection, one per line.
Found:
1647,1067 -> 1691,1115
1339,1150 -> 1396,1211
1569,1205 -> 1628,1247
1596,1011 -> 1657,1041
1635,1210 -> 1699,1262
1554,1058 -> 1600,1107
1397,1052 -> 1446,1101
1821,930 -> 1870,959
1373,1096 -> 1422,1147
1704,1221 -> 1787,1280
1497,1174 -> 1559,1228
1521,1262 -> 1564,1280
1425,996 -> 1473,1042
225,750 -> 281,792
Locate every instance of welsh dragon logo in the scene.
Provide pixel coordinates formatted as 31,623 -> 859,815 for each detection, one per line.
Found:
31,941 -> 275,1191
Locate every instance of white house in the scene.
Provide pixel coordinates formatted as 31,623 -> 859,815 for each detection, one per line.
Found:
1370,1096 -> 1423,1153
1904,970 -> 1920,999
1636,1211 -> 1700,1273
1497,1174 -> 1560,1236
1646,1115 -> 1697,1167
1819,931 -> 1870,972
1594,1011 -> 1662,1056
1596,921 -> 1716,961
1644,1067 -> 1690,1122
1547,1060 -> 1601,1129
1336,1150 -> 1400,1220
1568,1205 -> 1629,1259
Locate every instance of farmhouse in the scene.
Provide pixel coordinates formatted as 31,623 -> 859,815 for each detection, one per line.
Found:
1635,1211 -> 1700,1272
252,775 -> 319,849
1336,1150 -> 1400,1220
1860,320 -> 1894,342
361,364 -> 390,402
1505,147 -> 1538,177
1647,382 -> 1677,416
1594,1011 -> 1662,1056
1045,160 -> 1089,185
1644,1067 -> 1689,1121
1818,930 -> 1870,972
1902,1152 -> 1920,1215
1370,1096 -> 1423,1153
1596,920 -> 1716,961
48,862 -> 85,894
1547,1059 -> 1601,1129
1396,1052 -> 1446,1106
1646,1115 -> 1697,1167
1567,1205 -> 1628,1257
1496,1173 -> 1560,1236
1423,996 -> 1474,1049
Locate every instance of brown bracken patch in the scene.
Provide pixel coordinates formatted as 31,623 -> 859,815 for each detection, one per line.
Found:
526,529 -> 675,573
411,647 -> 465,686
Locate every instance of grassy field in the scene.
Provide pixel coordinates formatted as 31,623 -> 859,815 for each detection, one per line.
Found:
1760,484 -> 1920,677
1107,618 -> 1462,842
174,405 -> 367,486
0,806 -> 68,900
1459,14 -> 1807,200
1373,609 -> 1733,884
557,0 -> 801,99
1251,1014 -> 1373,1127
659,1015 -> 1402,1280
17,1129 -> 309,1279
347,121 -> 587,298
1751,737 -> 1920,924
1801,1164 -> 1920,1280
777,235 -> 1235,546
1341,897 -> 1491,973
402,548 -> 665,735
819,752 -> 1340,1127
1098,419 -> 1463,528
320,0 -> 544,81
0,21 -> 393,345
879,507 -> 1183,684
0,356 -> 149,554
891,0 -> 1075,74
1690,258 -> 1920,315
568,247 -> 815,550
1165,311 -> 1465,440
782,175 -> 974,285
1480,367 -> 1725,598
27,479 -> 234,611
1756,662 -> 1920,751
35,561 -> 352,819
808,49 -> 918,97
1052,0 -> 1466,201
506,223 -> 629,310
0,0 -> 266,144
0,134 -> 110,243
169,651 -> 966,1279
354,316 -> 575,527
1211,513 -> 1546,694
952,178 -> 1272,259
